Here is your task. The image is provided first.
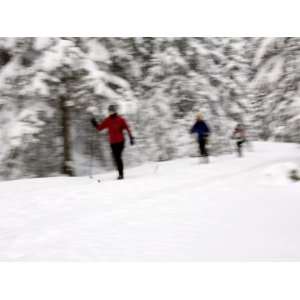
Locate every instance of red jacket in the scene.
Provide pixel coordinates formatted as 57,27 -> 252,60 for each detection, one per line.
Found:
96,114 -> 132,144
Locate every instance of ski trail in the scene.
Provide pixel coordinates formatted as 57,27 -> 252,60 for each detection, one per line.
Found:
113,152 -> 300,207
78,148 -> 300,220
1,142 -> 300,261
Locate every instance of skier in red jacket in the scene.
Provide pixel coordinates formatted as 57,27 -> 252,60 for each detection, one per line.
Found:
91,104 -> 134,180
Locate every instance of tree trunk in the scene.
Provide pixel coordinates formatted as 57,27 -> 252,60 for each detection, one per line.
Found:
60,95 -> 74,176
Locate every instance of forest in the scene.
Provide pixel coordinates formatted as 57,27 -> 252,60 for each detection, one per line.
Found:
0,37 -> 300,180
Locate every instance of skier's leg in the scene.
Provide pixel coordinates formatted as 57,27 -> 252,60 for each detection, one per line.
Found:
111,144 -> 117,165
111,143 -> 121,177
240,140 -> 246,156
237,141 -> 242,157
199,139 -> 209,163
116,142 -> 125,178
199,139 -> 205,156
203,138 -> 209,163
111,142 -> 124,179
203,138 -> 209,157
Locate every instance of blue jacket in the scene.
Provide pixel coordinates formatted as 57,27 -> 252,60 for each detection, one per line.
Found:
190,120 -> 210,139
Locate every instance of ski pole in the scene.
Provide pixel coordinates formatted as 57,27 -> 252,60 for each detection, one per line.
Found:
89,131 -> 94,179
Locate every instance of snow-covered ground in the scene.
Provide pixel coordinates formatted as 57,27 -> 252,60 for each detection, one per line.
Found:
1,142 -> 300,261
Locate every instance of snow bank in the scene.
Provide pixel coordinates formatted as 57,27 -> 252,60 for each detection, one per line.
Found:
261,162 -> 300,186
1,142 -> 300,261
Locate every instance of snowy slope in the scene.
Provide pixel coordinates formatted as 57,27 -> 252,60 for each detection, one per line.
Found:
1,142 -> 300,261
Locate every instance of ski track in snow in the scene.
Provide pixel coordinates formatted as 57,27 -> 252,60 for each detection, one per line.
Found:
0,142 -> 300,261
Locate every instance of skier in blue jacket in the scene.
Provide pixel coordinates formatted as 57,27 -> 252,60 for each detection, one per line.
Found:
190,112 -> 211,162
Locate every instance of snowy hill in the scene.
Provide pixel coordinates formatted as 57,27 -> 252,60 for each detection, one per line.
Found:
1,142 -> 300,261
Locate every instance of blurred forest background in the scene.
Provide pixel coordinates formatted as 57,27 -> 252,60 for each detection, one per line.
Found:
1,37 -> 300,180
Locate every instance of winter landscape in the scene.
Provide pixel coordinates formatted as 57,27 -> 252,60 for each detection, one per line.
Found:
1,38 -> 300,261
0,141 -> 300,260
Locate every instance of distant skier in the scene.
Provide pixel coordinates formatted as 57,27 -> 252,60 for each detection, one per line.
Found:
91,104 -> 134,180
190,112 -> 210,163
232,123 -> 246,157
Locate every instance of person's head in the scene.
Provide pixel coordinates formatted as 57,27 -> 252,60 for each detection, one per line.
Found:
196,112 -> 204,121
108,104 -> 118,115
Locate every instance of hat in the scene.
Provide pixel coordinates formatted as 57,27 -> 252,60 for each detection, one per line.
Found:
108,104 -> 118,113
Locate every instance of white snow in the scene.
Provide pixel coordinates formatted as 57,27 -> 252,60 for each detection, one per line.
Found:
31,72 -> 50,96
252,55 -> 284,88
34,38 -> 53,51
253,38 -> 276,67
268,56 -> 284,83
261,162 -> 299,186
0,58 -> 20,88
1,142 -> 300,261
86,39 -> 110,63
38,39 -> 80,72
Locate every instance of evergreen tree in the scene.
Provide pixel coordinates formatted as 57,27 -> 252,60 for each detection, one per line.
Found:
1,37 -> 300,180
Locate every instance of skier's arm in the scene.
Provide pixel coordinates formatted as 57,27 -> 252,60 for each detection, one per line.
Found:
122,118 -> 135,144
204,123 -> 210,137
96,118 -> 109,131
122,118 -> 133,138
241,128 -> 246,139
190,123 -> 196,134
91,118 -> 98,128
231,129 -> 237,139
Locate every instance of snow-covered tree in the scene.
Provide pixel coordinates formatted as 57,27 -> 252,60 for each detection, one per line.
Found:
249,38 -> 300,141
0,38 -> 136,179
1,37 -> 300,180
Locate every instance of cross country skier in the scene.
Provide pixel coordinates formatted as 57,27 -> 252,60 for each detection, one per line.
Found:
190,112 -> 211,163
232,123 -> 246,157
91,104 -> 135,180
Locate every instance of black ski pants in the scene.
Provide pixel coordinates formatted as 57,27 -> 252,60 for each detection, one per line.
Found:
236,140 -> 245,157
198,138 -> 208,157
111,141 -> 125,177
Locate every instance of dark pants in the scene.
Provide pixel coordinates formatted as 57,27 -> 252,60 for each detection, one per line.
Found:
237,140 -> 245,157
198,138 -> 208,157
111,141 -> 125,177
